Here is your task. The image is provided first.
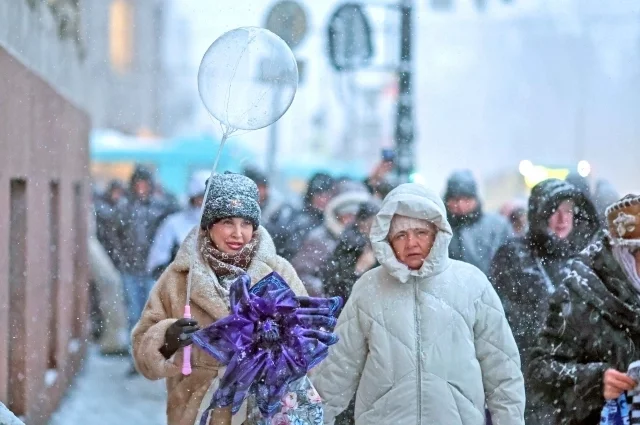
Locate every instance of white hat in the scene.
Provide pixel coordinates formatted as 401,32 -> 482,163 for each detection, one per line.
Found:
188,170 -> 210,199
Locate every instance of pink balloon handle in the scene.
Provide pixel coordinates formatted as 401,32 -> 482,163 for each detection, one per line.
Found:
181,305 -> 192,376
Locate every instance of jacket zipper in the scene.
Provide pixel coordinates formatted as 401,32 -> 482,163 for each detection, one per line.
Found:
414,280 -> 422,425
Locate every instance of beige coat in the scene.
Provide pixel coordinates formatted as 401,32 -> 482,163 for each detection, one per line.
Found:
311,184 -> 525,425
132,227 -> 308,425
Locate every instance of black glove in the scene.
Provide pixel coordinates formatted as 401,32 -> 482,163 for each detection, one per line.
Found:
159,318 -> 199,360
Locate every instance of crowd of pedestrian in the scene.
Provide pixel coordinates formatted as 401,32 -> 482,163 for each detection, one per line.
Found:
87,157 -> 640,425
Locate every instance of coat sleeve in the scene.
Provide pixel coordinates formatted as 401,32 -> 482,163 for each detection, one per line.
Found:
311,291 -> 369,425
527,282 -> 608,423
131,272 -> 181,380
474,282 -> 525,425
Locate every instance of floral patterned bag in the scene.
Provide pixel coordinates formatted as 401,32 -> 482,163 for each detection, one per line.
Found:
247,376 -> 323,425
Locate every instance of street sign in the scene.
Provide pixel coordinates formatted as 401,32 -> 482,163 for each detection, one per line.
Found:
327,3 -> 373,72
265,1 -> 308,50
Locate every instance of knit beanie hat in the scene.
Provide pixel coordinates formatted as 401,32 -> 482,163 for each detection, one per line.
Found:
444,170 -> 478,201
606,194 -> 640,247
200,172 -> 261,230
388,215 -> 434,239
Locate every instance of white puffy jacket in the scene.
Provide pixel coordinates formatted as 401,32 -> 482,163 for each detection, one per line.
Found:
312,183 -> 524,425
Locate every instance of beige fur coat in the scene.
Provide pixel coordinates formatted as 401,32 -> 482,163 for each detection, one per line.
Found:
132,226 -> 308,425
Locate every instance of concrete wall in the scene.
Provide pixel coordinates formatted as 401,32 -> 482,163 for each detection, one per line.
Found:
0,43 -> 90,425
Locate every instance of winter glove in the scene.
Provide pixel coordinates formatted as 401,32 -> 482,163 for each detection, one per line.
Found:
159,318 -> 199,360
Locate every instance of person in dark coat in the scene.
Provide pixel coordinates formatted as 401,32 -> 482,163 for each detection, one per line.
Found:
114,166 -> 178,332
291,182 -> 371,296
444,170 -> 512,275
319,200 -> 378,425
271,172 -> 336,260
94,179 -> 125,264
528,194 -> 640,425
490,178 -> 601,424
323,200 -> 380,306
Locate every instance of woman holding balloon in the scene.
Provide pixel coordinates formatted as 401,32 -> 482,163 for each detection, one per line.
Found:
132,28 -> 341,425
131,172 -> 320,425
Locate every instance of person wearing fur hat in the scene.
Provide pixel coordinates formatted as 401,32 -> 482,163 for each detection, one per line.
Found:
291,181 -> 372,296
527,194 -> 640,425
147,170 -> 211,279
312,183 -> 524,425
131,172 -> 308,425
490,178 -> 600,424
444,170 -> 512,275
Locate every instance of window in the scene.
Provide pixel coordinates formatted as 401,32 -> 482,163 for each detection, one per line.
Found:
8,179 -> 27,415
48,181 -> 60,370
72,182 -> 83,339
109,0 -> 134,73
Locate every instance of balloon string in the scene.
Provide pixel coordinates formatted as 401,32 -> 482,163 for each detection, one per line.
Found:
185,132 -> 230,303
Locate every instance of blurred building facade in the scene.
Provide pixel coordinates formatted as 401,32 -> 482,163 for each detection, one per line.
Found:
82,0 -> 194,137
413,0 -> 640,203
0,1 -> 90,424
185,0 -> 640,203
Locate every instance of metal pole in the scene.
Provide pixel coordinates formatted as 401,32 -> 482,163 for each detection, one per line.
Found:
394,0 -> 414,183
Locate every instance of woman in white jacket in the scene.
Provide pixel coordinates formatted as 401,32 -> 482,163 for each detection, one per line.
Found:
312,183 -> 524,425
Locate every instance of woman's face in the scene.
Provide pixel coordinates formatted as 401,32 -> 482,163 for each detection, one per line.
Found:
389,223 -> 438,270
208,217 -> 254,254
548,200 -> 575,239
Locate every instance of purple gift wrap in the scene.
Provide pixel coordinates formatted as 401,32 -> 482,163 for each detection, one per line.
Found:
191,272 -> 342,424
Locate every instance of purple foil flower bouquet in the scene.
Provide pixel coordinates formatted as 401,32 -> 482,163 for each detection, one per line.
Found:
192,272 -> 342,424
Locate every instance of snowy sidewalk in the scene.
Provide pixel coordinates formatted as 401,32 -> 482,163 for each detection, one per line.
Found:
49,346 -> 167,425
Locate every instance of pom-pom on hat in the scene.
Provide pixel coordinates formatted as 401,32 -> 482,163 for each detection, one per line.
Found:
606,194 -> 640,247
200,172 -> 261,230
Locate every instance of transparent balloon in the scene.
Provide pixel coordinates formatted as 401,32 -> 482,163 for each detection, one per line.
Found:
198,26 -> 298,133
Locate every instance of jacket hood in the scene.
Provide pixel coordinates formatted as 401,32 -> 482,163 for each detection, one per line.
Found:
324,190 -> 372,238
527,178 -> 600,258
370,183 -> 452,283
444,169 -> 478,201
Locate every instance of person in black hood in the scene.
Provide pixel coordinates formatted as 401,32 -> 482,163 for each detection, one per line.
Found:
490,178 -> 600,424
528,194 -> 640,425
444,170 -> 512,275
273,172 -> 336,260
